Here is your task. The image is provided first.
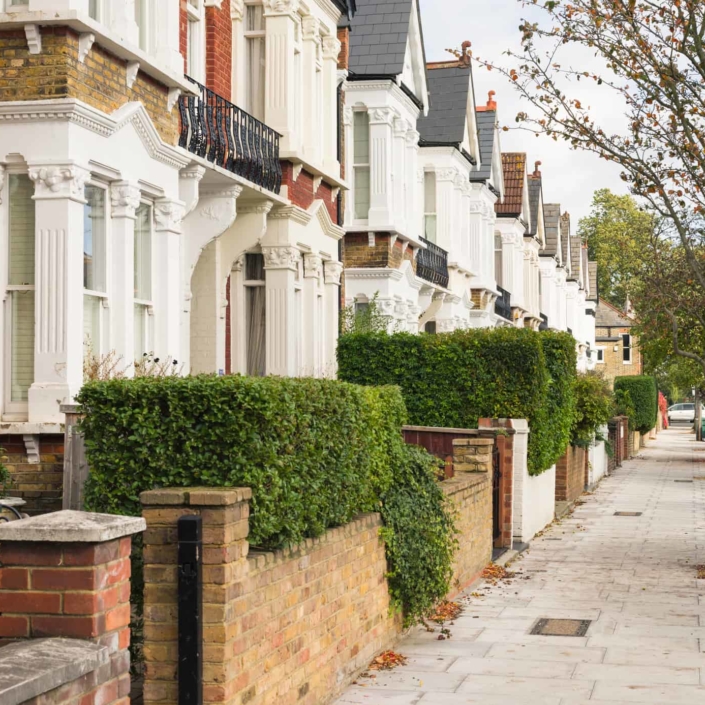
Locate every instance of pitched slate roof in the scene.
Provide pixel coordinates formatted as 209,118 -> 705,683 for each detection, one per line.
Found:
527,175 -> 542,237
417,64 -> 471,145
471,109 -> 496,182
582,247 -> 589,291
543,203 -> 561,259
348,0 -> 414,77
588,261 -> 598,301
570,225 -> 582,283
596,298 -> 635,328
560,212 -> 571,272
496,153 -> 526,217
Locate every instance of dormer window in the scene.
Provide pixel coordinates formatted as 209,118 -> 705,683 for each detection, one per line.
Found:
423,172 -> 437,243
353,112 -> 370,220
245,3 -> 266,121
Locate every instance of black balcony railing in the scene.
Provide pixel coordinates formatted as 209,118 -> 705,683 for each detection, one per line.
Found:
417,238 -> 450,289
179,76 -> 282,194
539,313 -> 548,331
495,286 -> 512,321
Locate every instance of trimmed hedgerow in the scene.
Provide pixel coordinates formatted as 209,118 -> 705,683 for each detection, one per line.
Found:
571,372 -> 614,447
337,328 -> 577,475
614,375 -> 658,434
77,375 -> 406,548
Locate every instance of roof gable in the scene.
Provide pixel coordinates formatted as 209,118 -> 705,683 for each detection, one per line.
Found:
588,261 -> 598,301
560,212 -> 572,273
543,203 -> 562,261
596,298 -> 635,327
527,163 -> 545,246
471,95 -> 504,197
348,0 -> 428,109
496,153 -> 529,224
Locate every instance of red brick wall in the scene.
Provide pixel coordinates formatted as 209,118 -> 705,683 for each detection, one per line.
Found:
205,0 -> 232,99
0,435 -> 64,515
337,27 -> 349,70
280,162 -> 337,222
179,1 -> 188,73
555,445 -> 586,503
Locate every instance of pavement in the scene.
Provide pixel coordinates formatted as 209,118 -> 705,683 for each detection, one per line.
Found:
334,427 -> 705,704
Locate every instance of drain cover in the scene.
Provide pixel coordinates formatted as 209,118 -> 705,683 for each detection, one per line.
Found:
530,619 -> 591,637
614,511 -> 642,516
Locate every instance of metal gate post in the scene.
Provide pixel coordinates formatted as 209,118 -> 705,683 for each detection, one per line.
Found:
178,515 -> 203,705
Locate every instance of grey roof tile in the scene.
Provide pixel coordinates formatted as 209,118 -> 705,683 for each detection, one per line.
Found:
543,203 -> 561,259
596,299 -> 634,328
418,65 -> 471,144
588,261 -> 598,301
527,175 -> 542,237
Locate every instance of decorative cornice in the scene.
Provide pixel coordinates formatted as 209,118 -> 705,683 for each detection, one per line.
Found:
29,164 -> 90,202
344,81 -> 422,120
199,185 -> 244,199
436,168 -> 459,183
263,0 -> 300,17
0,99 -> 191,171
238,201 -> 274,215
262,245 -> 301,270
110,181 -> 141,218
269,204 -> 312,225
309,199 -> 344,241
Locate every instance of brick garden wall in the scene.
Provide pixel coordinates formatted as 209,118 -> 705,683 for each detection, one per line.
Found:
0,27 -> 179,144
141,478 -> 494,705
0,435 -> 64,515
555,445 -> 586,504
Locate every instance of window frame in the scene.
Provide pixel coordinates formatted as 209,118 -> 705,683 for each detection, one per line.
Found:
423,170 -> 437,243
244,251 -> 266,377
83,181 -> 110,364
134,201 -> 154,362
595,346 -> 605,364
494,232 -> 503,288
352,109 -> 371,223
3,170 -> 36,418
622,333 -> 632,364
185,0 -> 206,82
244,1 -> 266,121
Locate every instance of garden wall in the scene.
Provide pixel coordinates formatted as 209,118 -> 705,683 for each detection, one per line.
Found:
556,445 -> 586,505
141,479 -> 493,705
587,430 -> 609,489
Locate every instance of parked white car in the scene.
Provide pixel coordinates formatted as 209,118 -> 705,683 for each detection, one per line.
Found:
668,403 -> 695,423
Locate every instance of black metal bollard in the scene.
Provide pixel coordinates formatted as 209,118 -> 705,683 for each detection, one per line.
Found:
178,515 -> 203,705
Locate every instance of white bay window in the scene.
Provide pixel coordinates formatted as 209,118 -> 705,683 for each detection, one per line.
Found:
83,185 -> 108,362
245,3 -> 266,120
353,111 -> 370,221
423,171 -> 437,243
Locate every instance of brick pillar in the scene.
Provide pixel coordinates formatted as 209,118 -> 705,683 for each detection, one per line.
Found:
141,488 -> 252,705
452,438 -> 494,473
0,510 -> 145,704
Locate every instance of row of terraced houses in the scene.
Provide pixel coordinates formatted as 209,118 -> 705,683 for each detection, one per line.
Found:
0,0 -> 598,464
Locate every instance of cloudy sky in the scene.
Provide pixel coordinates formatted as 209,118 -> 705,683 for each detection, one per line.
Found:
419,0 -> 629,226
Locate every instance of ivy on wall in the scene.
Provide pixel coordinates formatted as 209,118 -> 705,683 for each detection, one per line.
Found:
338,328 -> 578,475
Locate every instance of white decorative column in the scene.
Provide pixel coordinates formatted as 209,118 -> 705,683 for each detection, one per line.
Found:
154,198 -> 184,361
368,107 -> 395,226
323,260 -> 341,377
392,118 -> 407,235
435,169 -> 456,251
27,164 -> 90,423
322,35 -> 341,172
229,255 -> 246,375
342,106 -> 354,223
109,181 -> 141,373
301,16 -> 322,165
264,0 -> 299,152
302,252 -> 322,376
262,244 -> 300,377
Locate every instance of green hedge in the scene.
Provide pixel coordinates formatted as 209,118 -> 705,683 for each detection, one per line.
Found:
571,372 -> 614,447
337,328 -> 577,475
614,376 -> 658,434
77,375 -> 406,548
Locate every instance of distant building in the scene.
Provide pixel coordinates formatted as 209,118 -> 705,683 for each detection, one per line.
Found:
595,298 -> 643,383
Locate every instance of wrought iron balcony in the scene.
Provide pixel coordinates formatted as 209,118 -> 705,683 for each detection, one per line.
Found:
539,313 -> 548,331
495,286 -> 512,321
417,238 -> 450,289
179,76 -> 282,194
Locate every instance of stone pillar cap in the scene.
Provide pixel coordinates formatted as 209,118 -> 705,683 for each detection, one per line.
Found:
0,510 -> 146,543
140,487 -> 252,507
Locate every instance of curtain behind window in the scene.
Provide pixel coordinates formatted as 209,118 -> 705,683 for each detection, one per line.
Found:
245,254 -> 266,376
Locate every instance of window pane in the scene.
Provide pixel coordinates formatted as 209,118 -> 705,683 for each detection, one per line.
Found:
88,0 -> 98,19
622,334 -> 630,348
134,303 -> 147,359
245,253 -> 265,281
9,175 -> 35,286
354,167 -> 370,220
84,186 -> 106,292
135,0 -> 147,50
246,286 -> 266,376
246,31 -> 266,121
353,112 -> 369,163
424,215 -> 437,243
424,172 -> 436,212
134,204 -> 152,300
10,290 -> 34,403
83,294 -> 101,360
246,4 -> 264,31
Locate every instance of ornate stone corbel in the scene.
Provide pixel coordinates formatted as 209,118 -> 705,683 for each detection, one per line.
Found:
312,175 -> 322,193
126,60 -> 140,89
343,107 -> 354,127
110,181 -> 141,218
23,435 -> 40,465
323,260 -> 343,286
263,0 -> 300,14
29,164 -> 90,201
322,35 -> 341,61
25,25 -> 41,55
303,252 -> 323,279
231,0 -> 244,20
78,33 -> 95,63
168,88 -> 181,112
154,198 -> 185,234
179,165 -> 206,216
368,107 -> 396,125
302,16 -> 321,42
262,245 -> 301,271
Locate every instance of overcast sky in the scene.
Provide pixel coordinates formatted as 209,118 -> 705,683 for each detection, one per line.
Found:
419,0 -> 629,226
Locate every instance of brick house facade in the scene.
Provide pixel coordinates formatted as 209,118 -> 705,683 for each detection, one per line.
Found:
595,298 -> 643,384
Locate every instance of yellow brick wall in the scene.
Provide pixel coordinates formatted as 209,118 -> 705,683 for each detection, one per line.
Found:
0,26 -> 179,145
596,325 -> 643,385
141,478 -> 494,705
